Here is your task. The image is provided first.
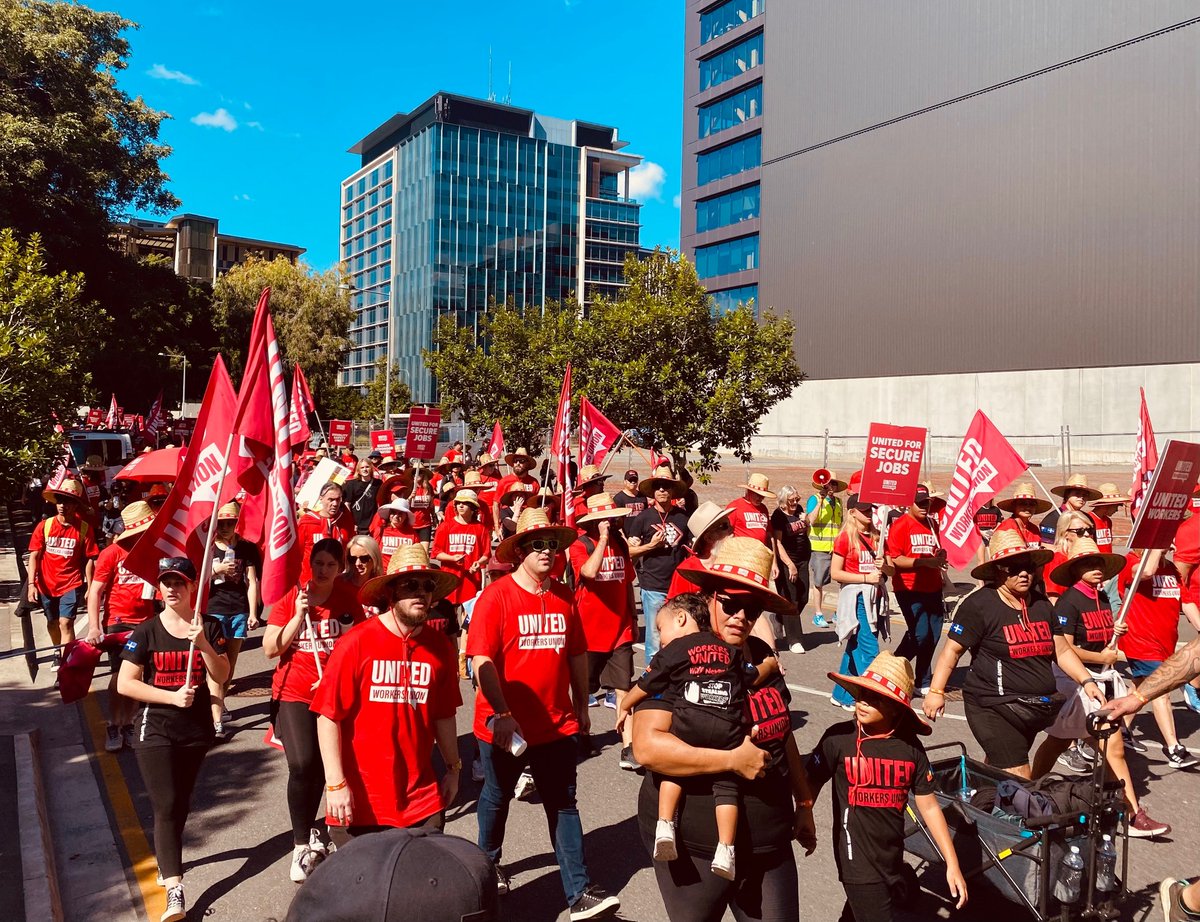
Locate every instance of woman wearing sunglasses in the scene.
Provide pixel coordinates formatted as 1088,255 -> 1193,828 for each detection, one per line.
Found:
1042,510 -> 1096,599
924,530 -> 1103,779
343,536 -> 382,614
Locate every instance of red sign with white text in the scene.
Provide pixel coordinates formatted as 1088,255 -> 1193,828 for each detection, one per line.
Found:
857,423 -> 927,506
85,408 -> 103,427
404,407 -> 441,461
328,419 -> 353,448
121,413 -> 136,429
1127,439 -> 1200,549
370,429 -> 397,457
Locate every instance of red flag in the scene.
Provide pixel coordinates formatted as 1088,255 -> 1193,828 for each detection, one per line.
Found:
550,364 -> 574,523
1130,387 -> 1158,519
939,411 -> 1028,568
144,391 -> 164,438
288,362 -> 315,448
487,420 -> 506,461
578,397 -> 621,467
104,394 -> 119,429
650,446 -> 670,470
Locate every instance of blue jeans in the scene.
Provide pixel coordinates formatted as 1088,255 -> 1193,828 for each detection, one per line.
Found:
832,595 -> 880,706
476,735 -> 590,907
641,589 -> 668,662
894,590 -> 944,689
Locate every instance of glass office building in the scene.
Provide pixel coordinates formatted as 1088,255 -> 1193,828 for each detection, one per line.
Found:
341,93 -> 643,404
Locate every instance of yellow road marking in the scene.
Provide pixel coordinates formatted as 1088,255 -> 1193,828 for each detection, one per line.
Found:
81,695 -> 161,919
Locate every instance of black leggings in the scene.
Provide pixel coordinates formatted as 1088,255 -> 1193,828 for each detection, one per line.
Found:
652,844 -> 798,922
135,744 -> 208,880
839,881 -> 893,922
276,700 -> 326,846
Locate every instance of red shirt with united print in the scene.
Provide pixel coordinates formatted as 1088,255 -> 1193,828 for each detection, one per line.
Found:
269,579 -> 365,704
29,515 -> 98,596
408,485 -> 434,531
495,473 -> 539,507
1118,553 -> 1182,662
296,508 -> 356,582
568,537 -> 633,651
1088,511 -> 1115,554
466,574 -> 585,747
994,517 -> 1042,550
379,522 -> 419,570
311,617 -> 460,828
432,517 -> 489,605
833,531 -> 877,576
725,496 -> 774,546
93,542 -> 157,627
884,512 -> 942,593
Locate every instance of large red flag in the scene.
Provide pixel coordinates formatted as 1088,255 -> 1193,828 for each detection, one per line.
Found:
104,394 -> 119,429
288,362 -> 315,448
550,364 -> 574,523
487,420 -> 506,461
579,397 -> 622,467
143,391 -> 164,439
939,411 -> 1029,568
1129,387 -> 1158,519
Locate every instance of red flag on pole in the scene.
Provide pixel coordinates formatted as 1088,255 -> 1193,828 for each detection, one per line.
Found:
578,397 -> 621,467
939,411 -> 1029,569
487,420 -> 506,461
1129,387 -> 1158,519
288,362 -> 316,448
143,391 -> 164,439
550,364 -> 574,523
104,394 -> 119,429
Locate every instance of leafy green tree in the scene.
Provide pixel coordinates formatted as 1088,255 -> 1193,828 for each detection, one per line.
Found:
211,256 -> 354,412
362,356 -> 412,421
0,230 -> 109,494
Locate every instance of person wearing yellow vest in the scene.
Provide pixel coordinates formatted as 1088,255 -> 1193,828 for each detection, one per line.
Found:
805,470 -> 847,628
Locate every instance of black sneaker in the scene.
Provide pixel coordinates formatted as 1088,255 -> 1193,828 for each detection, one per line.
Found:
569,885 -> 620,920
1164,744 -> 1198,769
1076,741 -> 1098,763
1122,730 -> 1148,753
1056,747 -> 1092,774
494,863 -> 510,895
618,745 -> 641,772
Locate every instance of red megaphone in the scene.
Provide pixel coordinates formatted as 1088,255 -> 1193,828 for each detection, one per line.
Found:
812,469 -> 832,488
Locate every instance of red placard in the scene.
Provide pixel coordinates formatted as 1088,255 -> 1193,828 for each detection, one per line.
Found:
1127,439 -> 1200,549
328,419 -> 353,448
404,407 -> 441,461
857,423 -> 927,506
85,408 -> 103,427
370,429 -> 396,457
121,413 -> 136,429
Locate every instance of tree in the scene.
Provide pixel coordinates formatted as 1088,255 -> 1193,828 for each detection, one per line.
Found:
211,256 -> 354,411
0,230 -> 109,494
361,356 -> 412,421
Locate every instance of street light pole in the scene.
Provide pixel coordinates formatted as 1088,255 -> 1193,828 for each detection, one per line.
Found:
158,350 -> 188,415
339,282 -> 393,430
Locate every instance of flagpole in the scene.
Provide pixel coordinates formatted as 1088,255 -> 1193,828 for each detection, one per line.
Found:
1024,468 -> 1059,509
598,434 -> 626,476
1108,551 -> 1151,646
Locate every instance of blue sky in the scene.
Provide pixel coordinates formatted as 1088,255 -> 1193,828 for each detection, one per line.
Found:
102,0 -> 685,271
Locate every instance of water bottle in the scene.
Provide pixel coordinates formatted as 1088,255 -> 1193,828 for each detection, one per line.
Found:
1096,835 -> 1117,892
214,546 -> 235,585
1053,845 -> 1085,904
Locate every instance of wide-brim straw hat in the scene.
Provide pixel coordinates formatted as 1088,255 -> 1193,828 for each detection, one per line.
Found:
451,489 -> 481,508
528,486 -> 561,510
114,501 -> 155,544
687,501 -> 733,544
435,455 -> 463,474
1051,474 -> 1103,502
813,469 -> 848,493
743,473 -> 775,499
577,491 -> 630,523
1089,483 -> 1131,508
500,481 -> 537,504
575,464 -> 610,490
82,454 -> 106,472
496,508 -> 578,564
1048,537 -> 1125,587
971,529 -> 1054,580
216,501 -> 240,521
504,447 -> 534,467
637,474 -> 686,499
684,536 -> 796,614
358,544 -> 459,610
476,453 -> 500,469
43,477 -> 86,504
995,482 -> 1053,514
828,652 -> 932,736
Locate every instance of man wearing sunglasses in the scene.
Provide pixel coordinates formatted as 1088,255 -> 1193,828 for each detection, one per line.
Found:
613,469 -> 645,517
467,509 -> 621,920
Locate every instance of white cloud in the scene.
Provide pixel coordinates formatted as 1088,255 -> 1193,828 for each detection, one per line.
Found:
628,161 -> 667,202
245,120 -> 264,131
148,64 -> 199,85
232,193 -> 252,202
672,193 -> 682,208
191,108 -> 237,131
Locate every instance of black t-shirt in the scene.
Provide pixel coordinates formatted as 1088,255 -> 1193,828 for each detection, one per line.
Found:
612,491 -> 646,517
121,616 -> 227,747
206,539 -> 261,615
1039,507 -> 1066,544
625,506 -> 691,592
638,632 -> 754,745
342,478 -> 379,532
973,502 -> 1003,539
771,508 -> 812,564
425,598 -> 462,638
806,721 -> 935,885
949,587 -> 1056,699
1052,586 -> 1113,654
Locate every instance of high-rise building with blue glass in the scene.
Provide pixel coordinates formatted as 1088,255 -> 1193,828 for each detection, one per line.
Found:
340,93 -> 643,404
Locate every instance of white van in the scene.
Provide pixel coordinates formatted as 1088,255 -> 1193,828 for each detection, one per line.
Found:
68,431 -> 134,482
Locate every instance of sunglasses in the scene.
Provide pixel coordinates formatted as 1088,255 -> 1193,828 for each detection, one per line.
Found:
625,476 -> 638,483
998,561 -> 1037,575
522,537 -> 561,553
396,578 -> 437,594
717,594 -> 765,622
350,554 -> 372,563
1065,527 -> 1095,537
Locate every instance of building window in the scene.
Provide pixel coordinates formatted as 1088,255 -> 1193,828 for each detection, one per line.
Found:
696,132 -> 762,185
700,0 -> 765,44
708,284 -> 758,315
695,183 -> 760,233
699,32 -> 763,91
695,234 -> 758,278
698,82 -> 761,139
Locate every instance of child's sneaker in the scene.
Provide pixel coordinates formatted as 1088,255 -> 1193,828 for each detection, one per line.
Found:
653,819 -> 677,861
711,842 -> 736,880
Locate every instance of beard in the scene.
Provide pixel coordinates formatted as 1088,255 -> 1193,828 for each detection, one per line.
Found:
393,602 -> 430,628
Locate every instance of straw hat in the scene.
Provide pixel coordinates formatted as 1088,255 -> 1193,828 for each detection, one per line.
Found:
687,501 -> 733,545
971,529 -> 1054,580
500,481 -> 537,504
1089,483 -> 1130,508
828,652 -> 932,736
743,473 -> 776,499
496,508 -> 578,564
995,483 -> 1053,514
812,469 -> 848,493
451,489 -> 481,508
577,491 -> 630,524
114,501 -> 155,544
82,454 -> 106,472
43,476 -> 85,504
637,472 -> 686,499
684,536 -> 795,614
435,454 -> 463,474
575,464 -> 610,490
1051,474 -> 1103,502
216,501 -> 240,521
1048,537 -> 1125,587
528,486 -> 561,510
476,452 -> 500,469
504,447 -> 534,467
358,544 -> 459,610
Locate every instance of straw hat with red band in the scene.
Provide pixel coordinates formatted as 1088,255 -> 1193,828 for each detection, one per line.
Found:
828,652 -> 932,736
743,473 -> 776,500
476,452 -> 500,469
1048,537 -> 1125,587
496,508 -> 578,564
359,544 -> 459,610
528,486 -> 562,511
43,477 -> 86,504
1051,474 -> 1103,502
216,501 -> 240,521
971,529 -> 1054,580
114,501 -> 156,544
1089,483 -> 1131,509
82,454 -> 106,472
577,491 -> 630,523
637,472 -> 686,499
500,481 -> 537,505
575,463 -> 610,490
683,536 -> 795,614
995,482 -> 1053,515
504,447 -> 535,467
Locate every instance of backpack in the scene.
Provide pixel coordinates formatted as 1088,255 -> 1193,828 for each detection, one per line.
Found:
46,517 -> 90,545
995,773 -> 1095,820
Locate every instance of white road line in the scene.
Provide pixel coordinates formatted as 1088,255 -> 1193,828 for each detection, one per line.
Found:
785,682 -> 967,722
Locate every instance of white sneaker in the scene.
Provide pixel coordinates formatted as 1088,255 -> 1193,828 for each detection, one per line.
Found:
514,770 -> 535,801
829,696 -> 854,712
653,819 -> 677,861
213,721 -> 226,740
161,884 -> 185,922
711,842 -> 736,880
308,828 -> 333,855
789,643 -> 807,654
471,758 -> 485,783
290,844 -> 315,883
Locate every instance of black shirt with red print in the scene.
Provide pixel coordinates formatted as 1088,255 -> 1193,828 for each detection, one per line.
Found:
948,587 -> 1056,698
1052,586 -> 1113,654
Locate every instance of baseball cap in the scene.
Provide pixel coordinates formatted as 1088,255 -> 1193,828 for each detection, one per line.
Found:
624,469 -> 639,481
368,450 -> 384,460
285,829 -> 496,922
847,493 -> 875,514
158,557 -> 197,581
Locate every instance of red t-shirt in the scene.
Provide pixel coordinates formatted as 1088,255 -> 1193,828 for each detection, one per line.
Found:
29,515 -> 98,596
1118,553 -> 1182,662
409,485 -> 434,531
465,574 -> 585,746
1089,511 -> 1114,554
379,523 -> 419,569
296,509 -> 356,582
885,512 -> 941,593
93,543 -> 157,627
667,553 -> 707,599
269,579 -> 365,703
1173,513 -> 1200,566
568,538 -> 634,651
495,473 -> 538,507
832,531 -> 877,576
725,496 -> 774,546
432,517 -> 489,605
1043,551 -> 1070,597
311,617 -> 460,828
994,517 -> 1042,549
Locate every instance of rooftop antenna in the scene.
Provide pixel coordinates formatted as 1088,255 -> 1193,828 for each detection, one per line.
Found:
503,61 -> 512,105
487,46 -> 495,101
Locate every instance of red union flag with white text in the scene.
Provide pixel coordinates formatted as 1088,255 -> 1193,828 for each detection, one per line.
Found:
940,411 -> 1028,568
288,363 -> 315,448
1129,388 -> 1158,519
579,397 -> 621,467
487,420 -> 506,461
550,364 -> 574,521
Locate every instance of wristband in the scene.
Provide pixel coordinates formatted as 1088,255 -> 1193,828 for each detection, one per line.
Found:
1082,678 -> 1097,687
325,779 -> 348,792
446,759 -> 463,772
796,799 -> 814,809
1132,688 -> 1149,705
926,689 -> 945,697
492,711 -> 512,721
